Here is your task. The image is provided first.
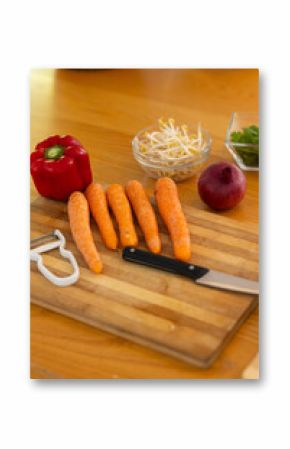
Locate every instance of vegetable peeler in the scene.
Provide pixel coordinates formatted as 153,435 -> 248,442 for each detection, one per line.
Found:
30,229 -> 80,287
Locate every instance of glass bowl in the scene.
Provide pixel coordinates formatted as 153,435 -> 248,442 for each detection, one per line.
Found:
225,112 -> 259,171
132,123 -> 212,182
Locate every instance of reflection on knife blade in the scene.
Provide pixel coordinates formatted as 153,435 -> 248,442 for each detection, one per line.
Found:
195,270 -> 259,295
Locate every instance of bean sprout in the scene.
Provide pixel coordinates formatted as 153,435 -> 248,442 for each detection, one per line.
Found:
132,118 -> 210,181
135,118 -> 206,163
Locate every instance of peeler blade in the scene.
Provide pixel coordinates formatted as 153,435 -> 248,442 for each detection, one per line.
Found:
30,232 -> 58,250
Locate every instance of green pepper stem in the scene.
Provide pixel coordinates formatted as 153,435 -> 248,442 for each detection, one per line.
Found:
44,145 -> 64,160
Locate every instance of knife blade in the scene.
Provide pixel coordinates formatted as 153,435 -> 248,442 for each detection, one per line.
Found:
122,247 -> 259,295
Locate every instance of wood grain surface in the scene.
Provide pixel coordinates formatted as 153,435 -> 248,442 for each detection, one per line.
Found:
31,194 -> 258,368
242,354 -> 259,379
30,68 -> 259,378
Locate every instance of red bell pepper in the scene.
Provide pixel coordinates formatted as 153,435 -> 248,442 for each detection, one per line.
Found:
30,135 -> 93,201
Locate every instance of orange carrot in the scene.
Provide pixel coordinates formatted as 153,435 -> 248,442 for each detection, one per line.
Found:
154,177 -> 191,261
85,183 -> 118,250
126,180 -> 161,253
106,184 -> 138,247
68,191 -> 103,273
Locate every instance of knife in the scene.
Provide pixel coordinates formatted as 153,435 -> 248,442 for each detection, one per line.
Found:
122,247 -> 259,295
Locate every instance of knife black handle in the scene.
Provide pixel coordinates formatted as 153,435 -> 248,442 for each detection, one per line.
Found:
122,247 -> 209,281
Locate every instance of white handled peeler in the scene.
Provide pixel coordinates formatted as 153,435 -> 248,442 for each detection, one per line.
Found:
30,229 -> 80,287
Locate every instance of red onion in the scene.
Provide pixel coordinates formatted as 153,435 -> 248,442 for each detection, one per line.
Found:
198,162 -> 246,210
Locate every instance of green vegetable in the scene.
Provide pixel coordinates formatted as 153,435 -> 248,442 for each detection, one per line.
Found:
230,125 -> 259,167
44,145 -> 64,160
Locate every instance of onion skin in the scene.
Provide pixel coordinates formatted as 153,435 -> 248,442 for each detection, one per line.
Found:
198,162 -> 246,211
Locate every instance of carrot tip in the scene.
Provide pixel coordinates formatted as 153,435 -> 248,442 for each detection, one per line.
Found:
90,261 -> 103,273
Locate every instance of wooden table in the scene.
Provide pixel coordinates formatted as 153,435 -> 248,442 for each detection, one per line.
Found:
30,68 -> 259,379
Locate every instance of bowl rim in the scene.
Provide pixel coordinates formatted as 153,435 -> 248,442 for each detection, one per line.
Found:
225,140 -> 259,149
133,153 -> 210,170
226,111 -> 259,148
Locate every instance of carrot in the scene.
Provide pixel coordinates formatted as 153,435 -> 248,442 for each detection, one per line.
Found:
126,180 -> 161,253
154,177 -> 191,261
85,183 -> 118,250
106,184 -> 138,247
68,191 -> 103,273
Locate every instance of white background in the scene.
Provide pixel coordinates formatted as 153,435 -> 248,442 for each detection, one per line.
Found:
0,0 -> 290,447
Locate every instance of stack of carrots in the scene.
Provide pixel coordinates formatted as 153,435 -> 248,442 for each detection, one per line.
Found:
68,177 -> 191,273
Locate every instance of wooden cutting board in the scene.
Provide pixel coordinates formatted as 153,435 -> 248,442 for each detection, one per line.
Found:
30,195 -> 259,368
